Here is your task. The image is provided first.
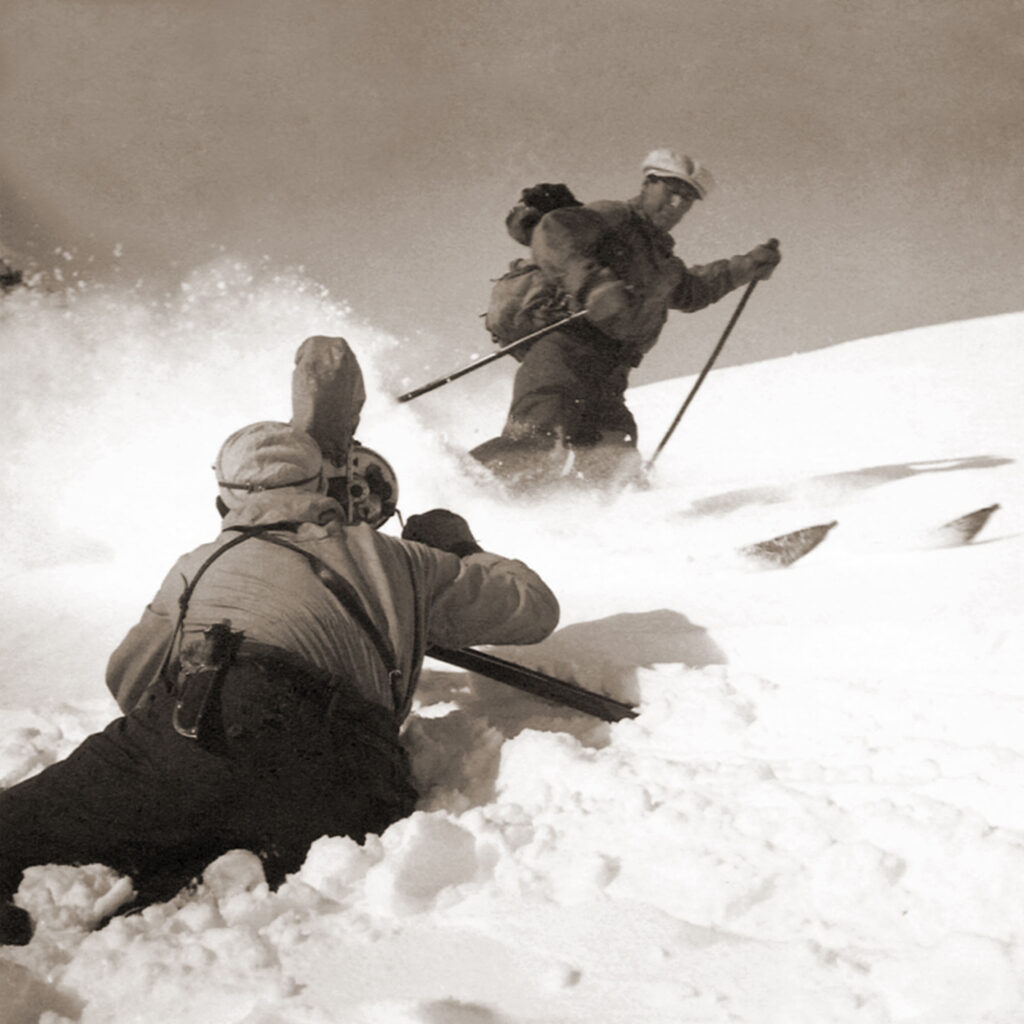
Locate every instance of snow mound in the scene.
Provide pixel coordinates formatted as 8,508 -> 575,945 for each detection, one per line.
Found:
2,280 -> 1023,1023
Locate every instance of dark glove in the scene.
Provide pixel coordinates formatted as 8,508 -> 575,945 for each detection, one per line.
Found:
584,279 -> 630,324
749,238 -> 781,279
730,238 -> 781,286
0,260 -> 23,291
402,509 -> 483,557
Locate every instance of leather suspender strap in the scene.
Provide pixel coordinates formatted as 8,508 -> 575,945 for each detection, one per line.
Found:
159,522 -> 405,711
391,542 -> 423,722
158,526 -> 279,687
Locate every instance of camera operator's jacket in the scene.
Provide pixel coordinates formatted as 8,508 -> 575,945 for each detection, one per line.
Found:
107,491 -> 560,718
531,197 -> 739,361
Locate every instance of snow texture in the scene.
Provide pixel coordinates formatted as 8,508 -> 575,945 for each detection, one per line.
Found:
1,264 -> 1023,1023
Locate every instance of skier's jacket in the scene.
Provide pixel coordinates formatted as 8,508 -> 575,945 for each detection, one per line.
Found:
530,197 -> 738,365
106,490 -> 560,717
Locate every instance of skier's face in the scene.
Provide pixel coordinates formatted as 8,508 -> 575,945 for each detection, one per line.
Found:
641,177 -> 698,231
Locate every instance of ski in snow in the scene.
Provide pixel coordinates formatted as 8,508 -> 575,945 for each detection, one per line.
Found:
737,521 -> 838,568
735,504 -> 1001,568
927,504 -> 1000,547
425,505 -> 1002,720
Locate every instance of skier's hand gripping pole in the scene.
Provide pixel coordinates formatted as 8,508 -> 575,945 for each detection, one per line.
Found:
396,310 -> 589,403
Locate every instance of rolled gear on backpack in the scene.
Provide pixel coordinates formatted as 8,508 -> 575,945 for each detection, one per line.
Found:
504,183 -> 583,245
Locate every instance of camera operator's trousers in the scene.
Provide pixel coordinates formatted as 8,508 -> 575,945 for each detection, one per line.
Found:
0,654 -> 416,914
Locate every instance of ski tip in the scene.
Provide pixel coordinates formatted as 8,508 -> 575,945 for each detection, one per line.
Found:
929,504 -> 1001,547
738,520 -> 838,569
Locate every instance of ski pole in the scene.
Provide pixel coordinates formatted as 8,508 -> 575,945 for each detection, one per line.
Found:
426,645 -> 638,722
646,270 -> 765,470
396,310 -> 590,403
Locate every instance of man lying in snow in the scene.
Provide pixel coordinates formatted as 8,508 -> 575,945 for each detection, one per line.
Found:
0,338 -> 559,946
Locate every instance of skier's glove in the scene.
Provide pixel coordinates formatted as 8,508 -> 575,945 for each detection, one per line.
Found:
402,509 -> 483,557
584,280 -> 630,324
729,239 -> 781,286
749,238 -> 781,279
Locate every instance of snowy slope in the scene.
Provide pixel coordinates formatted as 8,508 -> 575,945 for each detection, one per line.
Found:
1,271 -> 1023,1024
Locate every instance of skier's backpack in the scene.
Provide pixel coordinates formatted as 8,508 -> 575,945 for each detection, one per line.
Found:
483,258 -> 568,357
483,183 -> 582,359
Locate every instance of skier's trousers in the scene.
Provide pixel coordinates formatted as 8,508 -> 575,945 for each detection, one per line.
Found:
502,325 -> 638,446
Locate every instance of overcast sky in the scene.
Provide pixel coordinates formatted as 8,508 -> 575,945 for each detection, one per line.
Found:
1,0 -> 1021,383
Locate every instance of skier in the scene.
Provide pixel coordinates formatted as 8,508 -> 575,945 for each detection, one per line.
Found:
0,342 -> 559,946
471,147 -> 782,488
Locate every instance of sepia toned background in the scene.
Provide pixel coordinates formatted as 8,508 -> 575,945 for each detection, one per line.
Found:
1,0 -> 1021,383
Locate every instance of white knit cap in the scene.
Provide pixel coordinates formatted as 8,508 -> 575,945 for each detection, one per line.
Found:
641,148 -> 715,199
214,421 -> 324,509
